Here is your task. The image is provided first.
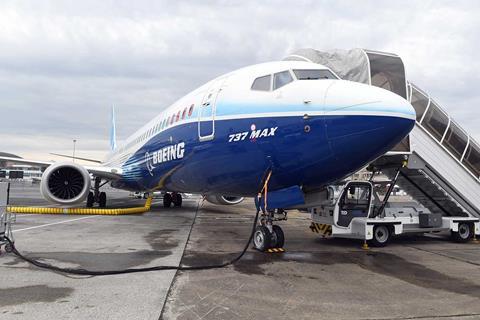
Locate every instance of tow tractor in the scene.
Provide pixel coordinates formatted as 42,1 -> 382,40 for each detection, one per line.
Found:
309,175 -> 480,247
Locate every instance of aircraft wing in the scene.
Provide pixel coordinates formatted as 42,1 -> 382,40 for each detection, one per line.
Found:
84,165 -> 123,180
0,156 -> 123,180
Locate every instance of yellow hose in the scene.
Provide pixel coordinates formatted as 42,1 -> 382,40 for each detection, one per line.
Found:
7,197 -> 153,215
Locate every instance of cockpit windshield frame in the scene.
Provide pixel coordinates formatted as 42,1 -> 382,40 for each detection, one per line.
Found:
292,69 -> 337,80
251,68 -> 337,92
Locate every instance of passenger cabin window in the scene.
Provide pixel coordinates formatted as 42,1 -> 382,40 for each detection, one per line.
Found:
293,69 -> 336,80
251,75 -> 271,91
273,71 -> 293,90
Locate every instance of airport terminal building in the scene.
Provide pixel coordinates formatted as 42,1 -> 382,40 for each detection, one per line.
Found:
0,152 -> 42,180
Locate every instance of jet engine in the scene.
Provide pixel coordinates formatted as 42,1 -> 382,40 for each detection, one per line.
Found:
40,162 -> 91,205
205,195 -> 244,205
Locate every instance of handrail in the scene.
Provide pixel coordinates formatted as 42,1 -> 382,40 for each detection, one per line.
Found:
409,81 -> 480,180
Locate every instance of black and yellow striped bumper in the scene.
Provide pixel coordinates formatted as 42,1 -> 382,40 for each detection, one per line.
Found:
309,222 -> 332,236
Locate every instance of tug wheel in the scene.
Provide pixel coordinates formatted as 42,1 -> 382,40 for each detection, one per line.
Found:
271,225 -> 285,248
253,226 -> 272,251
451,223 -> 472,243
371,225 -> 390,247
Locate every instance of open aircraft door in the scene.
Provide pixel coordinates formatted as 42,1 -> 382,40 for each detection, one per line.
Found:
198,77 -> 227,142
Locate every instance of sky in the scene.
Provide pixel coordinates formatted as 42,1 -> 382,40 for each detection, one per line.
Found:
0,0 -> 479,162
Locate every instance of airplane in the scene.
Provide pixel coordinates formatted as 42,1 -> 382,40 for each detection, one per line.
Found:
0,60 -> 415,251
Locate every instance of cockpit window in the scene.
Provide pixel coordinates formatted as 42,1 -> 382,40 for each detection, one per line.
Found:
251,75 -> 271,91
293,69 -> 336,80
273,70 -> 293,90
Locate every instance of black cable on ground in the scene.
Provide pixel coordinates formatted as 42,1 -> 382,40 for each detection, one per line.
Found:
3,201 -> 261,276
3,170 -> 272,276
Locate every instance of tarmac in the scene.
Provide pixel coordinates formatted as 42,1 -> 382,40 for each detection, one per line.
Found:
2,182 -> 480,319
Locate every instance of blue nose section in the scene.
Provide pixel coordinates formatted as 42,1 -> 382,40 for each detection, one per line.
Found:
325,114 -> 414,177
324,82 -> 416,176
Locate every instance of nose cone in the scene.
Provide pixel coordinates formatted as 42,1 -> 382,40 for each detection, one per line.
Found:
324,80 -> 415,174
324,80 -> 416,122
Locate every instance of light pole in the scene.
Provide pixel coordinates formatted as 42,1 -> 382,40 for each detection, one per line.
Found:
73,139 -> 77,163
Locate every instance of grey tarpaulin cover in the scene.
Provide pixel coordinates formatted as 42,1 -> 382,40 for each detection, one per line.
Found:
284,48 -> 370,84
284,47 -> 410,152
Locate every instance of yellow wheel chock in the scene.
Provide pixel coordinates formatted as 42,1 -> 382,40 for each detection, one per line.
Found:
362,240 -> 370,250
471,233 -> 480,244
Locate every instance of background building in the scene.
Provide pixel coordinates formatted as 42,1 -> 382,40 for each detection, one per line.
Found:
0,152 -> 42,180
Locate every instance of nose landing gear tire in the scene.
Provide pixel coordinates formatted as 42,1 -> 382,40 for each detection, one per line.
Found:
271,225 -> 285,248
253,226 -> 272,252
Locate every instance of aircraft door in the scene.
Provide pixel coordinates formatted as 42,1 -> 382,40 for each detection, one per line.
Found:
198,78 -> 225,142
336,182 -> 372,227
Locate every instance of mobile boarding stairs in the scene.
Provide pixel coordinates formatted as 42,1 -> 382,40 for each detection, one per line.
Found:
285,49 -> 480,245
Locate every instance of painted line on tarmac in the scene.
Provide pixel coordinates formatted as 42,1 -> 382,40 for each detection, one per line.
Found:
13,215 -> 99,233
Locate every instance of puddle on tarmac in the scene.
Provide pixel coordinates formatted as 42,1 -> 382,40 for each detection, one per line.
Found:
4,229 -> 181,271
0,285 -> 73,307
183,250 -> 480,299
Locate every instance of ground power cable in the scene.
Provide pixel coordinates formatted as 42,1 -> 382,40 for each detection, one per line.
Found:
3,171 -> 272,276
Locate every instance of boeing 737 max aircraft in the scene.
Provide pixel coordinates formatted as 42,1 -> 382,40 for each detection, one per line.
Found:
0,60 -> 416,251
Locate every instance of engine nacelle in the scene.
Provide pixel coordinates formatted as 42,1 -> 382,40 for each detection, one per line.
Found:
40,162 -> 91,205
205,195 -> 244,205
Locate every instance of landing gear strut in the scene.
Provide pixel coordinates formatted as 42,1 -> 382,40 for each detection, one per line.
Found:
252,171 -> 286,252
163,192 -> 182,208
86,177 -> 108,208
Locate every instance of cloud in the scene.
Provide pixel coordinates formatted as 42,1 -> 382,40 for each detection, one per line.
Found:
0,0 -> 479,159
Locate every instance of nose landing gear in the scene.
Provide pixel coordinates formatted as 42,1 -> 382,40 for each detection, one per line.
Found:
253,225 -> 285,252
253,209 -> 287,252
252,171 -> 286,253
